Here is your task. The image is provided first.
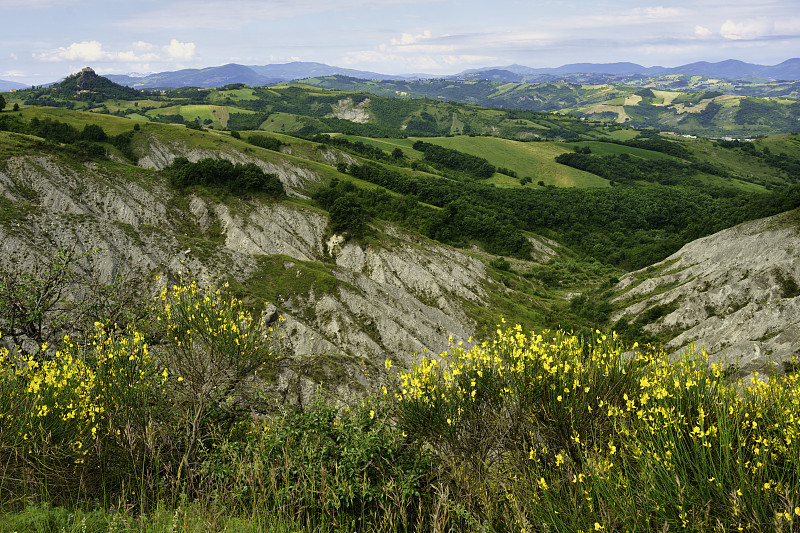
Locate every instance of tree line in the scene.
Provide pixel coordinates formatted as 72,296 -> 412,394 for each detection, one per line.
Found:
321,156 -> 800,269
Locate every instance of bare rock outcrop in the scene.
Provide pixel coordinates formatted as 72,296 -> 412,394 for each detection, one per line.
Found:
328,97 -> 371,124
613,209 -> 800,379
0,146 -> 493,402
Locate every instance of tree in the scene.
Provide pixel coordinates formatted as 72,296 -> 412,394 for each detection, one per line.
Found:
329,195 -> 368,238
81,123 -> 108,142
0,246 -> 146,357
0,95 -> 5,112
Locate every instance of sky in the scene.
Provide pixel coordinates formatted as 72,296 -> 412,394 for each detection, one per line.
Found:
2,0 -> 799,85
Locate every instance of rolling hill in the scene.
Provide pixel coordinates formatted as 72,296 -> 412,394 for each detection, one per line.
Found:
288,76 -> 800,137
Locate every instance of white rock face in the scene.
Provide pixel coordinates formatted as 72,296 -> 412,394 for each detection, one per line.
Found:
328,97 -> 371,124
0,145 -> 491,393
613,209 -> 800,378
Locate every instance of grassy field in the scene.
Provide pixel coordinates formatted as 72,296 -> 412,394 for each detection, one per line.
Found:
417,135 -> 610,187
143,104 -> 256,128
336,135 -> 424,159
208,88 -> 261,102
258,112 -> 326,133
16,107 -> 140,136
335,134 -> 611,188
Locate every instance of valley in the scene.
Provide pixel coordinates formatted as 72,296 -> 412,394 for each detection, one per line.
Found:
2,67 -> 800,531
2,69 -> 800,374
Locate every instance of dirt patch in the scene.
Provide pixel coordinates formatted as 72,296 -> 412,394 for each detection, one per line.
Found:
624,95 -> 642,106
210,106 -> 230,128
585,104 -> 630,123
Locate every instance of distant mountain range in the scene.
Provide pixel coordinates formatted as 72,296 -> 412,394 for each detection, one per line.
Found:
3,58 -> 799,91
0,79 -> 29,91
96,59 -> 800,89
455,59 -> 800,82
102,62 -> 409,89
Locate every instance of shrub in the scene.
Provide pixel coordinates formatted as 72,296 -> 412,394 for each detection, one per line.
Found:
165,157 -> 285,197
392,324 -> 800,531
329,194 -> 368,238
0,323 -> 166,505
205,396 -> 437,530
489,257 -> 511,271
247,134 -> 282,151
0,275 -> 284,509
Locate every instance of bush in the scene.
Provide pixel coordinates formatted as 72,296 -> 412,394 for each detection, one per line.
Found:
247,134 -> 282,151
0,322 -> 166,505
392,324 -> 800,531
217,396 -> 436,530
165,157 -> 285,197
80,124 -> 107,142
412,140 -> 496,179
489,256 -> 511,271
0,275 -> 284,509
329,194 -> 368,238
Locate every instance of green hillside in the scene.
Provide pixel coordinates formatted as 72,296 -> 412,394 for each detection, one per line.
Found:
3,76 -> 800,272
4,88 -> 800,531
9,70 -> 800,140
419,135 -> 609,187
284,76 -> 800,138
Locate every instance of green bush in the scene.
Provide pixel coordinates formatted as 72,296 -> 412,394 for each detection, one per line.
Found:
0,274 -> 284,509
165,157 -> 285,197
392,325 -> 800,531
202,396 -> 436,531
329,194 -> 369,238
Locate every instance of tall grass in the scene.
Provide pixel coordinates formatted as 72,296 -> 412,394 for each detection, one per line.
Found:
0,276 -> 436,532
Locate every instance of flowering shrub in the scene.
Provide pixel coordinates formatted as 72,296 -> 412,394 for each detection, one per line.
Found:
0,275 -> 283,508
393,323 -> 800,531
5,291 -> 800,532
0,325 -> 163,503
151,275 -> 284,488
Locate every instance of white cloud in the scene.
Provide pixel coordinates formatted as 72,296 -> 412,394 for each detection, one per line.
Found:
3,70 -> 25,78
132,41 -> 156,52
695,25 -> 712,38
585,6 -> 684,26
34,40 -> 166,63
9,53 -> 18,60
34,40 -> 110,62
391,30 -> 432,46
117,51 -> 159,62
164,39 -> 196,60
632,6 -> 682,19
720,19 -> 772,40
117,0 -> 440,30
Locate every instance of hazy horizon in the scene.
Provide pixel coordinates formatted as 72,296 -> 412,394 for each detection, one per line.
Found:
2,0 -> 799,85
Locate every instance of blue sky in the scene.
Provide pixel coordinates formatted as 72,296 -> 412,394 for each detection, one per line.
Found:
2,0 -> 799,85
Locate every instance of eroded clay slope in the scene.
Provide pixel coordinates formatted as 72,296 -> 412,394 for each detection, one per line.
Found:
613,209 -> 800,378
